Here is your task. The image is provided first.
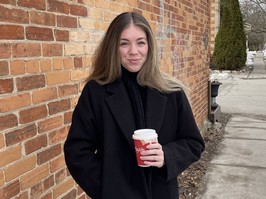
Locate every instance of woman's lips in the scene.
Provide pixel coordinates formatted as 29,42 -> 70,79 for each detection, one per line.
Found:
128,59 -> 140,64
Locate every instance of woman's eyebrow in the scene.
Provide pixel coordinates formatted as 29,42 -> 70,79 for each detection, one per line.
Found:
120,37 -> 147,41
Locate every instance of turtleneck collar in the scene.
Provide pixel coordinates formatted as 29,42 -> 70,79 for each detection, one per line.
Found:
121,66 -> 139,81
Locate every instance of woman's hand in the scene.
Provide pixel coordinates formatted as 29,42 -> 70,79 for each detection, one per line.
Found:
140,142 -> 165,168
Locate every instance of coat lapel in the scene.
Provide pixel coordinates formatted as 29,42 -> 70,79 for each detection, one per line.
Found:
105,79 -> 136,150
146,88 -> 168,136
105,79 -> 168,148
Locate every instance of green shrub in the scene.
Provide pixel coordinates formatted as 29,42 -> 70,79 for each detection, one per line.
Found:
213,0 -> 247,70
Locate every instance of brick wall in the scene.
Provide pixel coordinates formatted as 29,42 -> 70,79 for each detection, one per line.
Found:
0,0 -> 211,198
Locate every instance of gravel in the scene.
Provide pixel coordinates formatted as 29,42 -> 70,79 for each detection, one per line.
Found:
178,113 -> 231,199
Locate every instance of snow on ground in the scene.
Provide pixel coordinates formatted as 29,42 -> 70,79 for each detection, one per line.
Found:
210,50 -> 266,81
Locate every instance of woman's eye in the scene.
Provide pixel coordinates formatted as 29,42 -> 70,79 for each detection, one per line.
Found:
120,42 -> 129,46
138,41 -> 146,46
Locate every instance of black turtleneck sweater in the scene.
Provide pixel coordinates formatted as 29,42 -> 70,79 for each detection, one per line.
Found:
121,67 -> 147,129
122,66 -> 153,198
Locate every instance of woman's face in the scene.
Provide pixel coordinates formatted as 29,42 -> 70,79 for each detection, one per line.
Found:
119,23 -> 148,72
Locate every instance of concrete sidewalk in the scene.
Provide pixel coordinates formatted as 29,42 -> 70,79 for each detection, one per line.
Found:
197,52 -> 266,199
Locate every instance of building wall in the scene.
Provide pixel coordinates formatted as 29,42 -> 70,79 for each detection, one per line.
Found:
210,0 -> 220,54
0,0 -> 210,198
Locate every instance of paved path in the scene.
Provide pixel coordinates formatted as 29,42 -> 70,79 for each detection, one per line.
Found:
252,51 -> 266,71
198,52 -> 266,199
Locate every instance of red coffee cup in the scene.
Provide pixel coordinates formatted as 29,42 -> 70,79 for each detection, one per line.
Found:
132,129 -> 158,167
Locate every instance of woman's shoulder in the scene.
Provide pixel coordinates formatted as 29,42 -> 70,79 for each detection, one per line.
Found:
83,80 -> 104,91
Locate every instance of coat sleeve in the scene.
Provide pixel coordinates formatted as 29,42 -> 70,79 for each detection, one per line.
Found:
161,90 -> 205,181
64,83 -> 102,198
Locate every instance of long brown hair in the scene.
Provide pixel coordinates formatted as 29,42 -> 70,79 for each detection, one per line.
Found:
88,12 -> 185,93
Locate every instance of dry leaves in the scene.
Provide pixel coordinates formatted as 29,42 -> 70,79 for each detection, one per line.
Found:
178,113 -> 231,199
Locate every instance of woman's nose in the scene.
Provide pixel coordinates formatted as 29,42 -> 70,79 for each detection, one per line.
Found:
129,44 -> 138,54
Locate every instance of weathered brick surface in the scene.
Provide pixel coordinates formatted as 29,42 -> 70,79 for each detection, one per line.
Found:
26,26 -> 54,41
5,124 -> 37,146
19,105 -> 48,124
0,25 -> 24,39
25,134 -> 48,155
0,145 -> 22,167
0,113 -> 17,131
21,163 -> 49,189
0,78 -> 13,94
0,60 -> 9,75
0,43 -> 11,58
0,93 -> 31,113
38,115 -> 63,133
18,0 -> 46,10
0,0 -> 212,198
37,144 -> 61,165
12,43 -> 41,58
5,155 -> 36,182
16,74 -> 45,91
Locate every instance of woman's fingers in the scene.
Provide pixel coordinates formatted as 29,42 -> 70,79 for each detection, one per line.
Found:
140,143 -> 165,168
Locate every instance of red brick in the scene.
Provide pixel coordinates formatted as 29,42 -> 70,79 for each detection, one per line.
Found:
0,78 -> 13,94
63,58 -> 74,69
12,43 -> 41,58
25,134 -> 48,155
30,181 -> 43,199
47,0 -> 69,14
25,59 -> 40,73
16,74 -> 45,91
18,0 -> 46,10
5,155 -> 36,182
74,57 -> 83,68
38,115 -> 63,133
19,105 -> 48,124
32,87 -> 58,104
21,163 -> 49,189
0,5 -> 29,24
0,170 -> 4,186
5,124 -> 37,146
0,145 -> 22,167
41,193 -> 53,199
70,4 -> 87,16
0,114 -> 17,131
54,178 -> 74,198
48,99 -> 70,115
29,11 -> 56,26
30,175 -> 54,198
52,58 -> 63,70
0,61 -> 9,75
64,111 -> 73,124
26,26 -> 54,41
55,169 -> 67,184
57,15 -> 77,28
0,93 -> 31,113
37,144 -> 61,165
40,59 -> 52,72
59,84 -> 78,97
10,60 -> 25,75
46,71 -> 69,85
0,43 -> 11,58
50,155 -> 65,173
0,180 -> 20,199
62,189 -> 77,199
42,44 -> 62,57
0,25 -> 24,40
49,127 -> 68,144
54,29 -> 69,41
43,176 -> 55,191
0,0 -> 16,4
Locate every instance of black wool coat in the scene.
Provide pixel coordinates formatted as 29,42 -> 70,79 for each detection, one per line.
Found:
64,79 -> 205,199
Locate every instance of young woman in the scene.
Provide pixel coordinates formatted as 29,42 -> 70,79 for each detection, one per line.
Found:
64,12 -> 205,199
